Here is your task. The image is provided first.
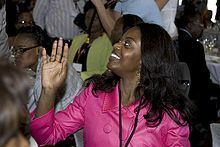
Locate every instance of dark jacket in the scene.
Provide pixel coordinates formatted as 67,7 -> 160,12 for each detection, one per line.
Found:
177,28 -> 212,123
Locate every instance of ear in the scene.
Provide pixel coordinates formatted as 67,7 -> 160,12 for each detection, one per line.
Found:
139,58 -> 142,64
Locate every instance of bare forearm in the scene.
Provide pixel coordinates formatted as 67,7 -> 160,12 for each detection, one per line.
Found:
92,0 -> 119,36
35,88 -> 57,117
155,0 -> 169,10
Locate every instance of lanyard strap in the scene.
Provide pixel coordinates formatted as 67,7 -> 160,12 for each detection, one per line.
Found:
119,88 -> 123,147
119,87 -> 142,147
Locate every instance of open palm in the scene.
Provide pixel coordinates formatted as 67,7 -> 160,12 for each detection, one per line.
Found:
41,38 -> 68,91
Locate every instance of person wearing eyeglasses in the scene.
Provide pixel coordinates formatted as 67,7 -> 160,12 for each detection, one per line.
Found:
10,25 -> 47,85
11,25 -> 46,70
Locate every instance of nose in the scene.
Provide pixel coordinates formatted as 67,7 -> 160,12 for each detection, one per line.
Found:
113,45 -> 120,51
113,41 -> 122,50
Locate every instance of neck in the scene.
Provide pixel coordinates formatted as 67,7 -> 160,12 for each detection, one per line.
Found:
180,28 -> 192,38
119,77 -> 138,106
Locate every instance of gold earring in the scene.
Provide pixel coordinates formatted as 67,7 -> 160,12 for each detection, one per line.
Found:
136,68 -> 141,85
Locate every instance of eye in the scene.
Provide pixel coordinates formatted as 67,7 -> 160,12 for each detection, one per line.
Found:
123,40 -> 131,48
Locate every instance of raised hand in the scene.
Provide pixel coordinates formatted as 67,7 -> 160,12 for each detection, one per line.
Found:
41,38 -> 68,92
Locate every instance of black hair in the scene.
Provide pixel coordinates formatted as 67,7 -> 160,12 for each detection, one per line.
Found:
175,10 -> 203,29
17,25 -> 45,46
74,1 -> 96,32
16,25 -> 52,54
111,14 -> 144,44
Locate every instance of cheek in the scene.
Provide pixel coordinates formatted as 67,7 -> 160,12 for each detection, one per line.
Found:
122,52 -> 141,65
18,52 -> 37,66
22,52 -> 34,61
107,59 -> 119,71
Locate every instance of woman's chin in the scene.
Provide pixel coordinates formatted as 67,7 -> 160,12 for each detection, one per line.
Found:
107,62 -> 114,72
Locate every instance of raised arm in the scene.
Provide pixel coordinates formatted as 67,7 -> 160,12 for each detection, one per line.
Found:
36,38 -> 68,117
90,0 -> 121,36
155,0 -> 169,10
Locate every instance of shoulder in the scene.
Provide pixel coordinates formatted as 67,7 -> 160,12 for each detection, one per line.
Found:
161,110 -> 187,128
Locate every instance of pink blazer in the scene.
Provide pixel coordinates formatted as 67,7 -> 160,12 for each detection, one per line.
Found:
30,84 -> 190,147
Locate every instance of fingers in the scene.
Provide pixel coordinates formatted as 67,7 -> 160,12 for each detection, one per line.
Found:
50,40 -> 57,62
42,48 -> 48,64
56,38 -> 63,62
49,38 -> 68,63
61,43 -> 68,63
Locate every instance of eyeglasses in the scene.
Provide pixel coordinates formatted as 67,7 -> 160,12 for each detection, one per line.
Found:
11,45 -> 40,56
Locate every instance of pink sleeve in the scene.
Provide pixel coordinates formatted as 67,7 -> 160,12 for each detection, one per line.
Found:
164,113 -> 190,147
30,85 -> 92,146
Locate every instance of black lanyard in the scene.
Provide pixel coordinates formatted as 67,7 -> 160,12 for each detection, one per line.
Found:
118,87 -> 142,147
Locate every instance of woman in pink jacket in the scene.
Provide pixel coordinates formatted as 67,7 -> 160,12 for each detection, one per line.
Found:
30,23 -> 195,147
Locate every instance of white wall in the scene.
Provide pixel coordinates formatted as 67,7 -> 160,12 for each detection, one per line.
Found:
207,0 -> 217,22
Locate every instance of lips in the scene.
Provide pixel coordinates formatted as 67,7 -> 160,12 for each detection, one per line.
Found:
110,53 -> 120,60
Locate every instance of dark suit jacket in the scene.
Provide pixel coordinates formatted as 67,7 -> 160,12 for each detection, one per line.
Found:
178,30 -> 210,101
177,29 -> 211,119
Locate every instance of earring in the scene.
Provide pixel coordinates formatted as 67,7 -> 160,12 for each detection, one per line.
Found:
136,68 -> 141,85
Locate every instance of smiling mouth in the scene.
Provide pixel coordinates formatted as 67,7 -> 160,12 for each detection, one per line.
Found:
110,53 -> 120,60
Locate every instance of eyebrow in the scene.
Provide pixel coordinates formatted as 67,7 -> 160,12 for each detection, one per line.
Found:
125,36 -> 137,43
126,36 -> 135,40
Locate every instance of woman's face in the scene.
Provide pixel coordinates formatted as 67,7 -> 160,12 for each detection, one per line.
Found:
107,27 -> 141,77
12,35 -> 39,69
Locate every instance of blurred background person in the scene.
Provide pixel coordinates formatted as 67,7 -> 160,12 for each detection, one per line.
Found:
6,0 -> 34,37
176,8 -> 220,147
216,0 -> 220,21
33,0 -> 86,46
156,0 -> 179,39
0,62 -> 30,147
10,25 -> 48,85
90,0 -> 163,36
203,9 -> 215,28
69,1 -> 111,79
